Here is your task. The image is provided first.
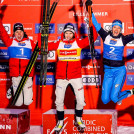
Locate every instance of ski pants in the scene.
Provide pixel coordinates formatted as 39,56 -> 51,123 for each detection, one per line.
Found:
12,76 -> 33,106
55,78 -> 86,111
102,65 -> 131,104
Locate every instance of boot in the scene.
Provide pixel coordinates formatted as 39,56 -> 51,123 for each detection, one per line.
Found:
76,116 -> 86,129
54,120 -> 64,132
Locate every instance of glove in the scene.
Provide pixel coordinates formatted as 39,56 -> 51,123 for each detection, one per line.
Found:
85,0 -> 92,12
85,0 -> 92,6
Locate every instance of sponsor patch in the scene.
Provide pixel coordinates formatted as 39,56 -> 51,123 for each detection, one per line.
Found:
64,44 -> 72,48
109,39 -> 117,45
60,50 -> 77,55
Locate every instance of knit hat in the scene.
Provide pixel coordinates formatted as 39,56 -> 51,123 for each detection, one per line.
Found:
112,19 -> 122,29
13,23 -> 24,32
63,23 -> 75,34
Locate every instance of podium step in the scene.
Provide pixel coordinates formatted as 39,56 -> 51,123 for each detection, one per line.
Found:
0,108 -> 30,134
43,109 -> 117,134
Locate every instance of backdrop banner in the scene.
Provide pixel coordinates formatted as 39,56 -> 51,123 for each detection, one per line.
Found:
0,0 -> 134,126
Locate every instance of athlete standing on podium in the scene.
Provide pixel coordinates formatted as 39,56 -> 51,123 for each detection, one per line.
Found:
0,19 -> 37,106
86,0 -> 134,105
47,23 -> 97,132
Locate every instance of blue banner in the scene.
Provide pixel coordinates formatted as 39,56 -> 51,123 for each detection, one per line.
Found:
127,75 -> 134,85
81,49 -> 101,59
35,23 -> 55,34
36,75 -> 55,85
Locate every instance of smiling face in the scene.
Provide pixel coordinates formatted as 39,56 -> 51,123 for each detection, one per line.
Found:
14,30 -> 24,41
64,31 -> 74,41
112,25 -> 122,37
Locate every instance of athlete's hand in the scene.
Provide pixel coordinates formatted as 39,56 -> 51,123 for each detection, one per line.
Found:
86,0 -> 92,6
0,5 -> 7,19
85,0 -> 93,12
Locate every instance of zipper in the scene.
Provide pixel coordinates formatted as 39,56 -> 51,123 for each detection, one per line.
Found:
66,41 -> 70,80
66,61 -> 68,79
19,59 -> 21,75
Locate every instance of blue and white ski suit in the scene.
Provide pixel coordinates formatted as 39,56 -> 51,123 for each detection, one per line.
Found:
92,13 -> 134,104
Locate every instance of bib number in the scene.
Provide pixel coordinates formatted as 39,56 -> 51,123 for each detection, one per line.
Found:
109,47 -> 115,54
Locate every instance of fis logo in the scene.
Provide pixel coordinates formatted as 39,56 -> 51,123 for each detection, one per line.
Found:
47,117 -> 68,134
35,23 -> 55,34
94,36 -> 101,46
127,62 -> 134,73
0,49 -> 9,60
81,49 -> 101,59
127,49 -> 134,59
49,23 -> 55,34
36,75 -> 55,85
0,62 -> 9,72
127,75 -> 134,85
35,62 -> 55,72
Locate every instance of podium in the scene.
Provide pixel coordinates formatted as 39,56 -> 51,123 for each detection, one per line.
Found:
0,108 -> 30,134
43,109 -> 117,134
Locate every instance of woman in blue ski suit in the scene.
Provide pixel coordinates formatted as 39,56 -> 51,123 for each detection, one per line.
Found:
86,0 -> 134,104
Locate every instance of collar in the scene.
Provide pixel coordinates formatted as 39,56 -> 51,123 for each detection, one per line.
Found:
62,38 -> 76,44
109,31 -> 122,38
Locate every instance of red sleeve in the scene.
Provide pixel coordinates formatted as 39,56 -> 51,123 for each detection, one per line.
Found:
30,39 -> 37,51
48,40 -> 59,51
37,33 -> 59,51
0,19 -> 12,47
77,25 -> 98,48
76,37 -> 89,48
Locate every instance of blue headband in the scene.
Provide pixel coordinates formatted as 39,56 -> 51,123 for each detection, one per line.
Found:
112,22 -> 122,29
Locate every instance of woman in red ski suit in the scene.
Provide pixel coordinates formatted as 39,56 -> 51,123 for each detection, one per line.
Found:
0,20 -> 37,106
47,23 -> 97,131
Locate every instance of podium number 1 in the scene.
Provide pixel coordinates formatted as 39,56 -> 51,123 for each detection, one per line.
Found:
20,48 -> 24,55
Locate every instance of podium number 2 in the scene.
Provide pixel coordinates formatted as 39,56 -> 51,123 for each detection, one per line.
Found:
109,47 -> 115,54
